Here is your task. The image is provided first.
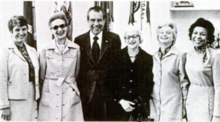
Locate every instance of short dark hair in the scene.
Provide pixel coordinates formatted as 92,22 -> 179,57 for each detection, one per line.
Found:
48,12 -> 69,27
189,18 -> 215,44
8,15 -> 28,33
87,6 -> 106,20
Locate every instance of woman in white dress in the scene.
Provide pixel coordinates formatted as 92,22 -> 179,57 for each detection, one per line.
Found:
185,18 -> 220,122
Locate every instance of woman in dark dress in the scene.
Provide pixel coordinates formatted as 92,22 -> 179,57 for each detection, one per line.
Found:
117,28 -> 154,121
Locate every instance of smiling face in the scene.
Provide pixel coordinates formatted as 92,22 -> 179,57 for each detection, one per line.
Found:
158,25 -> 174,45
50,19 -> 67,41
88,10 -> 105,35
11,25 -> 28,45
191,26 -> 208,48
125,31 -> 140,50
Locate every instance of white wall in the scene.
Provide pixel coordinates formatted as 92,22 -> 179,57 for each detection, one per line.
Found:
34,1 -> 171,55
171,1 -> 220,52
0,1 -> 23,118
72,1 -> 94,40
113,1 -> 171,54
35,1 -> 55,51
0,1 -> 23,43
35,1 -> 94,51
11,1 -> 220,54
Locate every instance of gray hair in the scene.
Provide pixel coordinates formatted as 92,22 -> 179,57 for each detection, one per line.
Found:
124,29 -> 143,43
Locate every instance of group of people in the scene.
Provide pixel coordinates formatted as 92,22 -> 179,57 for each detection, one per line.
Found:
0,5 -> 220,122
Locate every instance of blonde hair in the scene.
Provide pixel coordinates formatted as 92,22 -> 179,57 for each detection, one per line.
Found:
157,22 -> 177,44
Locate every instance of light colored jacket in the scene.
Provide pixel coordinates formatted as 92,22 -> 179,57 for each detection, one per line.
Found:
150,46 -> 188,121
38,39 -> 83,121
0,41 -> 40,109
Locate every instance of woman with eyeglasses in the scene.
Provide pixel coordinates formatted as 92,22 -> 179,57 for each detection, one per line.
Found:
149,22 -> 188,122
116,28 -> 154,121
0,16 -> 40,121
185,18 -> 220,122
38,12 -> 83,121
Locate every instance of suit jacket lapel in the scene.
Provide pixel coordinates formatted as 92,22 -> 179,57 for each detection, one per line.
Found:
85,32 -> 95,64
8,41 -> 26,61
25,43 -> 37,68
98,31 -> 109,63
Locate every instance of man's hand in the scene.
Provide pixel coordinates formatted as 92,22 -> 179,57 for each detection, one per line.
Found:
1,108 -> 11,121
119,99 -> 135,112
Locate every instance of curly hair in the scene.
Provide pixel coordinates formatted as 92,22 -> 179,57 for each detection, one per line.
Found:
189,18 -> 215,44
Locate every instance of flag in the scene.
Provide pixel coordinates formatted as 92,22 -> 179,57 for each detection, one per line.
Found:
127,1 -> 152,54
128,1 -> 140,25
95,1 -> 114,31
141,1 -> 153,54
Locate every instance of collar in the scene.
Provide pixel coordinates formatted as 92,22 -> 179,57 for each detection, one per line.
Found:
55,39 -> 67,47
163,46 -> 179,56
153,46 -> 179,60
7,40 -> 32,50
128,47 -> 139,58
6,39 -> 35,57
194,46 -> 206,54
15,42 -> 26,51
14,42 -> 25,48
90,31 -> 103,49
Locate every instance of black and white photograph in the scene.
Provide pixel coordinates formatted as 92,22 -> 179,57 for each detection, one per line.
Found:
0,0 -> 220,122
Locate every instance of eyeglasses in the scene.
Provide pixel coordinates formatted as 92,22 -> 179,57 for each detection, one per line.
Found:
51,24 -> 66,30
124,35 -> 140,40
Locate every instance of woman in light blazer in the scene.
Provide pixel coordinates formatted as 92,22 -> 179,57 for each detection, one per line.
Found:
185,18 -> 220,122
0,16 -> 40,121
150,22 -> 188,122
38,12 -> 83,121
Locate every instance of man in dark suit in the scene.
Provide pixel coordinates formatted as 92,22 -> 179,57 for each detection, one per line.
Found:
74,6 -> 121,121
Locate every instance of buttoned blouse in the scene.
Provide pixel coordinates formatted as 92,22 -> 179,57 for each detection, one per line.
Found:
38,39 -> 83,121
16,44 -> 35,82
150,46 -> 188,121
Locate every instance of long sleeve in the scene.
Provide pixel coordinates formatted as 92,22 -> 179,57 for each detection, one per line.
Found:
213,54 -> 220,116
179,53 -> 189,100
75,48 -> 80,79
39,48 -> 47,84
0,47 -> 10,109
112,35 -> 121,102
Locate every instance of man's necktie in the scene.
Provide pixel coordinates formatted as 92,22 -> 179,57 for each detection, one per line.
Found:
92,36 -> 100,63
